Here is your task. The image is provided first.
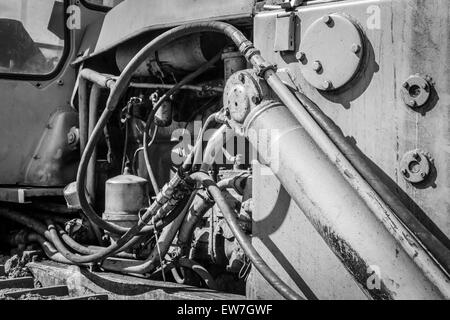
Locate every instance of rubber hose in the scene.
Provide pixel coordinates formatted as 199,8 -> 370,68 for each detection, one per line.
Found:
189,172 -> 304,300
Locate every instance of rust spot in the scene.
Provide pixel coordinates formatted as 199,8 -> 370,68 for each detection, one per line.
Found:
322,226 -> 394,300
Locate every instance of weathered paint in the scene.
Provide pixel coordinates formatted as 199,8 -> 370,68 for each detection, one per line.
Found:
250,0 -> 450,299
254,0 -> 450,241
0,3 -> 104,186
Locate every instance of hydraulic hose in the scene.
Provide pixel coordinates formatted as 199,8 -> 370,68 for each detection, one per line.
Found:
189,172 -> 304,300
76,21 -> 259,236
175,258 -> 218,290
101,193 -> 196,274
43,190 -> 189,264
27,233 -> 79,265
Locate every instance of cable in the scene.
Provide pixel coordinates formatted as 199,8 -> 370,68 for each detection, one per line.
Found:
189,172 -> 304,300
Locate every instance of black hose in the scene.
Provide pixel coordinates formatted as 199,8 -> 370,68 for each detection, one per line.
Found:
43,194 -> 189,264
189,172 -> 304,300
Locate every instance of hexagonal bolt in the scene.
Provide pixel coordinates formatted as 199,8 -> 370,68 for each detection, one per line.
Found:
251,96 -> 261,105
296,51 -> 306,63
68,133 -> 75,144
420,172 -> 426,178
312,61 -> 323,73
351,43 -> 361,54
322,15 -> 333,25
322,80 -> 332,90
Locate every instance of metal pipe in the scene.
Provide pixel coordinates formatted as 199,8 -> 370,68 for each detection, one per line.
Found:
79,69 -> 115,89
87,84 -> 102,205
78,77 -> 89,156
242,100 -> 449,299
128,82 -> 223,93
261,66 -> 450,293
293,91 -> 450,272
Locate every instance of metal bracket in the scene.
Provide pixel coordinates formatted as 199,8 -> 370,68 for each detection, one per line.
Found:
274,12 -> 296,52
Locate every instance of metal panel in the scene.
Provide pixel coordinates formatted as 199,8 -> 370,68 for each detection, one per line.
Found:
90,0 -> 256,58
253,0 -> 450,242
251,0 -> 450,299
248,163 -> 368,300
0,5 -> 104,186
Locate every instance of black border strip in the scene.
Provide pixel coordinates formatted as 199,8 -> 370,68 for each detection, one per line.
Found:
0,0 -> 71,81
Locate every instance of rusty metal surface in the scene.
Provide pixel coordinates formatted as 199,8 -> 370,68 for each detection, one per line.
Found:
248,163 -> 368,300
254,0 -> 450,246
81,0 -> 256,61
251,0 -> 450,299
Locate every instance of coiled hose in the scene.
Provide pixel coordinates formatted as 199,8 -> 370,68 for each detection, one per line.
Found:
189,172 -> 303,300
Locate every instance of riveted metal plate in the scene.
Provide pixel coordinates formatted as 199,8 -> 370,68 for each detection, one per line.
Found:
297,13 -> 364,91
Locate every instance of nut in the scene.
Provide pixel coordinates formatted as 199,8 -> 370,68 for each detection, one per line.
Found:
322,80 -> 332,90
351,43 -> 361,54
312,61 -> 323,72
322,15 -> 333,25
296,51 -> 306,63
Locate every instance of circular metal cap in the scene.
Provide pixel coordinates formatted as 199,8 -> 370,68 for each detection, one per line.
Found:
223,70 -> 268,123
298,13 -> 364,91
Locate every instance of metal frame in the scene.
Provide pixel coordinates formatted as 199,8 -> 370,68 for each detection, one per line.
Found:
0,0 -> 71,81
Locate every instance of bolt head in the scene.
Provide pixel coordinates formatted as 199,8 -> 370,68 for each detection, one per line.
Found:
322,80 -> 332,90
322,15 -> 332,25
296,51 -> 306,63
312,61 -> 322,72
351,43 -> 361,54
67,133 -> 76,144
420,172 -> 426,178
251,96 -> 261,104
402,82 -> 409,89
238,73 -> 246,84
409,100 -> 417,107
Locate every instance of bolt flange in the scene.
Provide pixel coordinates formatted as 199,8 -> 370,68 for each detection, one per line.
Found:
400,149 -> 432,184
